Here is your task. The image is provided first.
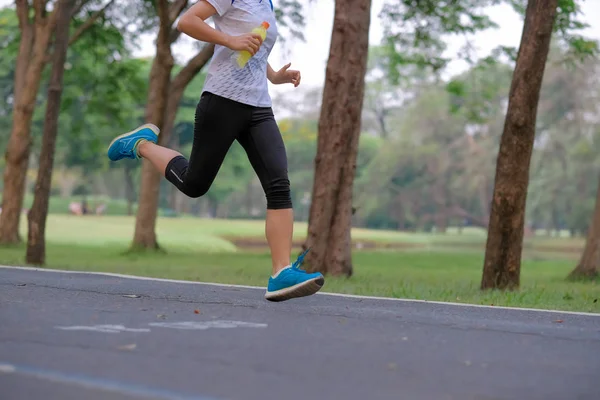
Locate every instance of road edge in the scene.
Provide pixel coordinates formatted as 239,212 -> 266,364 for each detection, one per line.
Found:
1,264 -> 599,317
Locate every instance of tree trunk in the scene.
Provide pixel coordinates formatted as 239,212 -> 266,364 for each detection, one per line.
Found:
124,163 -> 136,216
303,0 -> 371,276
481,0 -> 558,290
0,1 -> 111,245
131,33 -> 214,250
131,3 -> 174,250
568,176 -> 600,279
26,0 -> 76,265
0,7 -> 54,245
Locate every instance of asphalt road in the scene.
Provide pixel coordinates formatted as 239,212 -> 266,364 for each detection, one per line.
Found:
1,266 -> 599,400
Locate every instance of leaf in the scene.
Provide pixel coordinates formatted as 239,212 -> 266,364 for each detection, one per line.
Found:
123,294 -> 141,298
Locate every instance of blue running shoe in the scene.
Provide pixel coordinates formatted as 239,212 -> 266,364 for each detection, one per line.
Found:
107,124 -> 159,161
265,248 -> 325,302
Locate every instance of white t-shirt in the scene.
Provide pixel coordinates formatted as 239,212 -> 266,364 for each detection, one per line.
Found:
203,0 -> 278,107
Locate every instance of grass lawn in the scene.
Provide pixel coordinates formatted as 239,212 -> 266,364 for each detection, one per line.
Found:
0,215 -> 597,313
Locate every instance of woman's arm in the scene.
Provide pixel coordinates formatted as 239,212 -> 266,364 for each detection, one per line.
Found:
267,63 -> 276,83
177,1 -> 263,54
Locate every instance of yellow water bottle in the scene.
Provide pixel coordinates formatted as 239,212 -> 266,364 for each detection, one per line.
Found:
236,21 -> 270,68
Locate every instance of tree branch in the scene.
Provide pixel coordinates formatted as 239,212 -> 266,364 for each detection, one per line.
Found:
16,0 -> 30,30
71,0 -> 93,18
168,0 -> 188,25
156,0 -> 173,47
170,27 -> 182,45
157,0 -> 170,27
68,0 -> 116,47
171,44 -> 215,93
33,0 -> 46,26
49,1 -> 68,32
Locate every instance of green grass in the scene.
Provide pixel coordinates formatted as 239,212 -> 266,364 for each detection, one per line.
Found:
16,194 -> 174,217
16,215 -> 237,252
15,214 -> 584,251
0,215 -> 597,313
20,194 -> 134,216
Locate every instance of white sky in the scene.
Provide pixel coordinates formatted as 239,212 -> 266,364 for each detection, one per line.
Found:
2,0 -> 599,98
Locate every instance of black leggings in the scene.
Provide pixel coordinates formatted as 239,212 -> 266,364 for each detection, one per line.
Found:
165,92 -> 292,210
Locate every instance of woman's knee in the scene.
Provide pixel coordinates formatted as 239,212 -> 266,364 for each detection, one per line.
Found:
166,155 -> 213,199
181,178 -> 214,198
183,185 -> 209,199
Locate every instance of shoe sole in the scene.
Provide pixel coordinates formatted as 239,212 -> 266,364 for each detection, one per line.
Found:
264,276 -> 325,302
107,123 -> 160,157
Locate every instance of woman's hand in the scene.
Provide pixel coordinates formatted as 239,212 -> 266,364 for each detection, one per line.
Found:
269,63 -> 301,87
225,33 -> 264,55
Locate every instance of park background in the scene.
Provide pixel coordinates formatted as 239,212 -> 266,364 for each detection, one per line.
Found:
0,0 -> 599,312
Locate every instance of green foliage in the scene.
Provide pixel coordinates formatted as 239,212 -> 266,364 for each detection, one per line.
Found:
273,0 -> 307,42
380,0 -> 598,86
380,0 -> 499,83
0,7 -> 18,138
526,53 -> 600,234
506,0 -> 599,61
0,7 -> 18,71
173,66 -> 208,141
353,43 -> 600,234
50,22 -> 147,172
194,141 -> 255,207
446,60 -> 513,122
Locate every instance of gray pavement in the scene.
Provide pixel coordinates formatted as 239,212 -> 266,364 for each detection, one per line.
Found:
0,266 -> 599,400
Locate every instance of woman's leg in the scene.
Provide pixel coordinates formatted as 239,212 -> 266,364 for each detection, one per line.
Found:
238,107 -> 324,301
137,143 -> 182,175
265,209 -> 293,275
109,93 -> 246,198
164,93 -> 250,197
237,109 -> 293,275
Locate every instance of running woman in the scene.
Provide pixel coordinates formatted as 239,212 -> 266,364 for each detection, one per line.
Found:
107,0 -> 324,302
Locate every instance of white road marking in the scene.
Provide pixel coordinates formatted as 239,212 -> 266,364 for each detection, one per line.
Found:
0,361 -> 217,400
2,264 -> 599,317
55,325 -> 151,333
54,321 -> 267,334
0,363 -> 16,373
148,320 -> 268,330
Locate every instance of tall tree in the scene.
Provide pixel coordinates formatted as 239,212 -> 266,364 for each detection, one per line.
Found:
302,0 -> 500,274
568,175 -> 600,280
131,0 -> 210,250
26,0 -> 77,265
303,0 -> 372,276
0,0 -> 114,245
481,0 -> 558,290
163,45 -> 214,157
